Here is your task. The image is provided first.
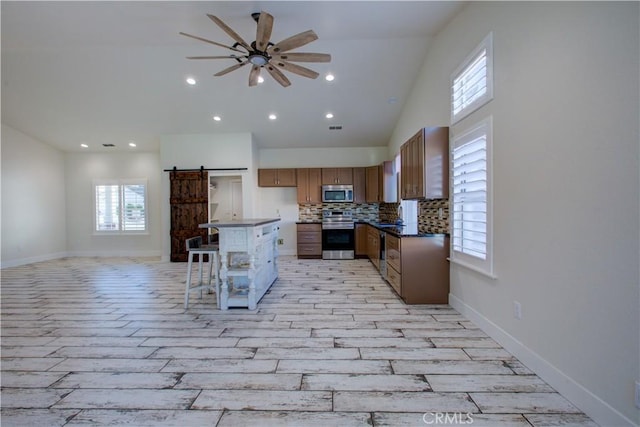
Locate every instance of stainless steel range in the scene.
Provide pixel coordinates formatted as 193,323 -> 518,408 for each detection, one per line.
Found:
321,210 -> 355,260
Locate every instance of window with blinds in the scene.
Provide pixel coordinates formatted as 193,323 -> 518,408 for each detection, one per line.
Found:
451,33 -> 493,124
451,117 -> 493,276
94,180 -> 147,233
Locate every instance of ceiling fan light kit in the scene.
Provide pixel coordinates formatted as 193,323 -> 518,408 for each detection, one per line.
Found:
180,11 -> 331,87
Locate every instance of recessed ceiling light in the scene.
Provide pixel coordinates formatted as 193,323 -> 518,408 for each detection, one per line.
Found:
129,142 -> 137,147
186,77 -> 196,85
80,143 -> 88,148
258,76 -> 264,83
325,74 -> 335,82
213,115 -> 221,121
325,113 -> 334,119
268,114 -> 277,120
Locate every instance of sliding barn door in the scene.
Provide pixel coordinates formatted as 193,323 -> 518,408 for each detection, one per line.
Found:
169,171 -> 209,262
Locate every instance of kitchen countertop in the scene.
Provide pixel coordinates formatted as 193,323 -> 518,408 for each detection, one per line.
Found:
199,218 -> 280,228
359,221 -> 448,238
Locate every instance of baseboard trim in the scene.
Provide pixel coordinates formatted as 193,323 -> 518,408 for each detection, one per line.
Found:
1,252 -> 68,269
449,293 -> 637,427
1,251 -> 163,268
65,250 -> 162,258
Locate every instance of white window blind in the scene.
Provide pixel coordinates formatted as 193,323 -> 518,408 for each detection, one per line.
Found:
451,117 -> 493,276
95,180 -> 147,233
451,32 -> 493,124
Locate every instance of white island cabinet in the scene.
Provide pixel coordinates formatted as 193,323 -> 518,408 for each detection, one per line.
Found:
199,218 -> 280,310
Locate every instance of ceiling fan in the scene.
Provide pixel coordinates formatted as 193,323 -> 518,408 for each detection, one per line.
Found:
180,12 -> 331,87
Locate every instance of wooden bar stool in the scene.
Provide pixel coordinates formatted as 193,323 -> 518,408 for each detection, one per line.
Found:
184,236 -> 219,309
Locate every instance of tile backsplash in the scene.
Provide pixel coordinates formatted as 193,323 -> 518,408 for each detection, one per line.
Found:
418,199 -> 449,234
379,203 -> 400,223
298,199 -> 450,235
298,203 -> 378,222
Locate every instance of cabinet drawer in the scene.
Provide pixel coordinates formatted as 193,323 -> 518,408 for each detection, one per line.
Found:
386,264 -> 402,296
297,223 -> 321,232
386,234 -> 401,273
297,243 -> 322,256
298,231 -> 321,244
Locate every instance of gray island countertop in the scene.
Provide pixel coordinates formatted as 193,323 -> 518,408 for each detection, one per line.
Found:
199,218 -> 280,228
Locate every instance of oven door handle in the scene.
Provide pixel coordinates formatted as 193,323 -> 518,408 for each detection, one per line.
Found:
322,224 -> 355,230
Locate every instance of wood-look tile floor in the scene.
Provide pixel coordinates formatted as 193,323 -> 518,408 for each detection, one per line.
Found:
1,256 -> 598,426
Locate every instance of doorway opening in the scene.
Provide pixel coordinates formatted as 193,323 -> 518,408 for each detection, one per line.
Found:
208,175 -> 243,222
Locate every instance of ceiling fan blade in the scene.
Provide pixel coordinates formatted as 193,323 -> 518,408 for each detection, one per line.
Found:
265,64 -> 291,87
269,30 -> 318,53
214,61 -> 248,77
271,52 -> 331,63
179,32 -> 244,53
273,60 -> 319,79
255,12 -> 274,52
186,55 -> 241,60
207,14 -> 251,51
249,65 -> 261,87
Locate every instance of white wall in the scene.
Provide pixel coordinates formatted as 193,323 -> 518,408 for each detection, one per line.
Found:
259,147 -> 389,168
159,133 -> 257,260
390,2 -> 639,425
1,124 -> 67,267
65,151 -> 162,257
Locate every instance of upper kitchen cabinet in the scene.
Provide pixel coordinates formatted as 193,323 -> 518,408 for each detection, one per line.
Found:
296,168 -> 322,204
380,160 -> 398,203
321,168 -> 353,185
400,127 -> 449,200
258,168 -> 297,187
366,161 -> 397,203
352,167 -> 367,203
365,166 -> 379,203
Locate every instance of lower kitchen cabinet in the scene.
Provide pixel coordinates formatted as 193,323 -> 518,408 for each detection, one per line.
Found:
366,225 -> 380,270
355,223 -> 368,258
296,223 -> 322,259
384,233 -> 450,304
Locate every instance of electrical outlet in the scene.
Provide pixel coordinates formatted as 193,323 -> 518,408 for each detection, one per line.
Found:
277,238 -> 284,245
513,301 -> 522,320
635,381 -> 640,409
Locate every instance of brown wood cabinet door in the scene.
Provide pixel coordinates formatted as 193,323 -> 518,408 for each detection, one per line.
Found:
321,168 -> 337,185
321,168 -> 353,185
413,131 -> 425,198
307,168 -> 322,202
381,160 -> 398,203
276,169 -> 297,186
296,168 -> 322,203
258,169 -> 278,186
259,169 -> 296,187
365,165 -> 379,202
353,167 -> 366,203
424,127 -> 450,199
296,169 -> 310,203
169,171 -> 209,262
336,168 -> 353,185
400,143 -> 409,199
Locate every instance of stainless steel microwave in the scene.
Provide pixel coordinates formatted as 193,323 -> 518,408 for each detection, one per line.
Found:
322,185 -> 354,203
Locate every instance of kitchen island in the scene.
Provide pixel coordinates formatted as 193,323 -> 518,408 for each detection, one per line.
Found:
199,218 -> 280,310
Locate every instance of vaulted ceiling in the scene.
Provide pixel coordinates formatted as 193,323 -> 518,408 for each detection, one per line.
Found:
1,1 -> 465,152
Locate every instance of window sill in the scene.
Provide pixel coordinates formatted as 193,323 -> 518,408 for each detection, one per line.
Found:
448,257 -> 497,280
93,232 -> 149,236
